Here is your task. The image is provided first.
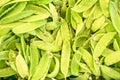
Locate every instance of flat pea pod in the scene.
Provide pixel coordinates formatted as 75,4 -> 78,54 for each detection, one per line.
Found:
33,41 -> 61,52
31,52 -> 53,80
30,43 -> 40,76
16,53 -> 29,78
100,65 -> 120,79
104,49 -> 120,66
0,51 -> 9,60
72,0 -> 97,13
110,1 -> 120,34
31,0 -> 53,4
0,10 -> 35,24
12,20 -> 46,34
61,40 -> 71,78
47,56 -> 59,78
113,39 -> 120,50
93,32 -> 116,58
0,67 -> 16,77
55,29 -> 62,47
0,0 -> 10,7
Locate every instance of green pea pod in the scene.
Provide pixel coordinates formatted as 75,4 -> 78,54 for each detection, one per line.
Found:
33,41 -> 61,52
16,53 -> 29,78
100,65 -> 120,79
12,20 -> 46,34
55,29 -> 62,47
47,56 -> 59,78
110,1 -> 120,34
0,0 -> 10,7
104,50 -> 120,66
93,32 -> 116,58
102,48 -> 114,57
0,10 -> 35,24
0,67 -> 16,77
0,51 -> 9,60
91,16 -> 106,32
31,0 -> 53,4
113,39 -> 120,50
30,43 -> 40,76
68,0 -> 75,7
61,40 -> 71,78
70,51 -> 81,76
31,52 -> 53,80
72,0 -> 97,13
85,15 -> 94,29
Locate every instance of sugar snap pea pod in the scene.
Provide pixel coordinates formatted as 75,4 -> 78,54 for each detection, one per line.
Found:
0,10 -> 35,24
71,15 -> 77,30
0,26 -> 11,37
0,51 -> 9,60
30,43 -> 39,76
99,0 -> 110,17
70,51 -> 81,76
31,52 -> 53,80
0,67 -> 16,77
85,15 -> 94,29
47,56 -> 59,78
91,16 -> 106,32
60,20 -> 70,41
31,0 -> 53,4
110,1 -> 120,34
4,2 -> 27,17
104,50 -> 120,66
61,40 -> 71,78
113,39 -> 120,50
16,53 -> 29,78
33,41 -> 61,52
0,0 -> 10,7
55,29 -> 62,47
100,65 -> 120,79
102,48 -> 114,57
79,47 -> 100,76
68,0 -> 75,7
72,0 -> 97,13
93,32 -> 116,58
12,20 -> 46,34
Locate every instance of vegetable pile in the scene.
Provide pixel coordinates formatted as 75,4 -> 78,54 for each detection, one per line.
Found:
0,0 -> 120,80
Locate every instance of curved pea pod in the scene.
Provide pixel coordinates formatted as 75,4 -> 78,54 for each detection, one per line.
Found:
29,43 -> 39,76
55,29 -> 62,47
99,0 -> 110,17
33,41 -> 61,52
91,16 -> 106,32
110,1 -> 120,34
0,51 -> 9,60
100,65 -> 120,79
93,32 -> 116,58
0,67 -> 16,77
104,50 -> 120,66
79,47 -> 100,76
47,56 -> 59,78
0,26 -> 11,37
0,0 -> 10,7
70,51 -> 81,76
26,4 -> 50,19
72,0 -> 97,13
16,53 -> 29,78
31,52 -> 53,80
71,15 -> 77,30
61,40 -> 71,78
102,48 -> 114,57
0,10 -> 35,24
113,39 -> 120,50
85,15 -> 94,29
12,20 -> 46,34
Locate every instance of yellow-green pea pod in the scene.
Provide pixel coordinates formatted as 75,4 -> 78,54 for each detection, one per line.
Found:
61,40 -> 71,78
55,29 -> 62,47
32,0 -> 53,4
0,10 -> 35,24
85,15 -> 94,29
72,0 -> 97,13
102,48 -> 114,57
93,32 -> 116,58
12,20 -> 46,34
0,0 -> 10,7
70,51 -> 81,76
60,20 -> 70,41
30,43 -> 40,76
110,1 -> 120,34
33,41 -> 61,52
0,67 -> 16,77
91,16 -> 106,32
0,51 -> 9,60
4,2 -> 27,17
68,0 -> 75,7
113,39 -> 120,50
99,0 -> 110,17
0,26 -> 11,37
16,53 -> 29,78
100,65 -> 120,79
47,56 -> 59,78
71,15 -> 77,30
31,52 -> 53,80
79,47 -> 100,76
104,50 -> 120,66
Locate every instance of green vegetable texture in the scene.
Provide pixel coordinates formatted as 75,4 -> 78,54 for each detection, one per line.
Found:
1,0 -> 120,80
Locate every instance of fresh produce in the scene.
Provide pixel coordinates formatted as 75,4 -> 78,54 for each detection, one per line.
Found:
0,0 -> 120,80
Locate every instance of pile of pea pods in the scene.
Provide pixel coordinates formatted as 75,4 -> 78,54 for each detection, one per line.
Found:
0,0 -> 120,80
